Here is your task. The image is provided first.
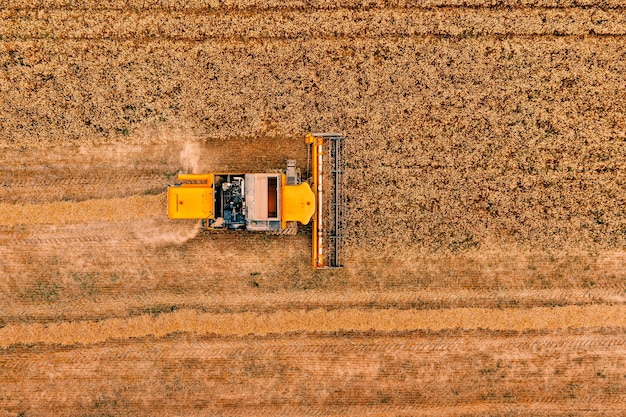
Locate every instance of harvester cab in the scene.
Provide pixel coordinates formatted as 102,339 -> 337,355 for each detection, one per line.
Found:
166,133 -> 345,269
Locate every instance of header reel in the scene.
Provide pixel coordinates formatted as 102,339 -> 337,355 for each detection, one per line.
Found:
306,133 -> 346,269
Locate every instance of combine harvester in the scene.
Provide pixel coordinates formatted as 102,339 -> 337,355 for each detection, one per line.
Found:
166,133 -> 345,269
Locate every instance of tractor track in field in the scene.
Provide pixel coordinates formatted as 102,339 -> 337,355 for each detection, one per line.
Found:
17,230 -> 140,246
0,222 -> 147,244
0,174 -> 167,204
1,329 -> 624,416
0,172 -> 164,187
1,288 -> 624,326
5,326 -> 626,354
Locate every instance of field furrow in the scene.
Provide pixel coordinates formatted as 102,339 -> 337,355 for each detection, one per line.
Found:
1,286 -> 624,325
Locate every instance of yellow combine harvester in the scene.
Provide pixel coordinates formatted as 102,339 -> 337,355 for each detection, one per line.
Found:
167,133 -> 345,268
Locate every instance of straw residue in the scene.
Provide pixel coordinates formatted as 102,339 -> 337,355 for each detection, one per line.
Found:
1,305 -> 624,348
134,219 -> 202,245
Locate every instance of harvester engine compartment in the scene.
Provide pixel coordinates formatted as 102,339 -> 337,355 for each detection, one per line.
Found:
212,175 -> 246,229
168,171 -> 294,233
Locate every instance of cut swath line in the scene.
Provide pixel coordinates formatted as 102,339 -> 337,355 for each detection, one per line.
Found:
0,305 -> 624,348
0,194 -> 165,226
0,288 -> 624,325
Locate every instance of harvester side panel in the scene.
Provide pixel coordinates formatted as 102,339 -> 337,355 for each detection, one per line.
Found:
167,186 -> 214,219
167,173 -> 214,219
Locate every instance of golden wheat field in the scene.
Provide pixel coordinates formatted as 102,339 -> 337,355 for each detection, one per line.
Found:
1,0 -> 625,415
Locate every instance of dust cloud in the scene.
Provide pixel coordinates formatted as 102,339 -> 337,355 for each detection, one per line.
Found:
179,142 -> 202,173
135,219 -> 202,246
